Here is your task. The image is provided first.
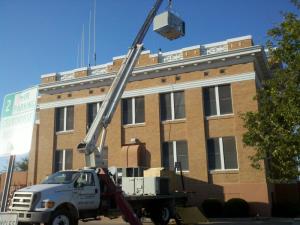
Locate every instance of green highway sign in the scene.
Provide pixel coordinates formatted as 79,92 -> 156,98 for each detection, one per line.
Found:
0,87 -> 38,156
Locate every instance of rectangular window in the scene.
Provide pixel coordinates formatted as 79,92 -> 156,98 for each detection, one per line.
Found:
87,102 -> 101,129
223,137 -> 238,169
207,138 -> 221,170
207,136 -> 238,171
203,87 -> 217,116
135,97 -> 145,123
219,85 -> 233,115
203,84 -> 232,117
162,140 -> 189,171
55,106 -> 74,132
54,149 -> 73,172
160,91 -> 185,121
95,146 -> 108,168
160,93 -> 172,121
122,96 -> 145,125
55,108 -> 64,132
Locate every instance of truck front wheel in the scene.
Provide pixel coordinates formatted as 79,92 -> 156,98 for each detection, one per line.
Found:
48,210 -> 75,225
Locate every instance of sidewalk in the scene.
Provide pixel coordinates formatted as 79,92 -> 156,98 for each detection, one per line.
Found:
79,217 -> 299,225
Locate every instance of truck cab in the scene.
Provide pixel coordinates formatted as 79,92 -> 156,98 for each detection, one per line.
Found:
10,169 -> 101,225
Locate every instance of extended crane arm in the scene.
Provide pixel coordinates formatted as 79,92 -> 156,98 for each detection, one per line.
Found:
77,0 -> 164,166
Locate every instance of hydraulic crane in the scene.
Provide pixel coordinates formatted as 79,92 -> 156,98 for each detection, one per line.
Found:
8,2 -> 188,225
77,0 -> 184,167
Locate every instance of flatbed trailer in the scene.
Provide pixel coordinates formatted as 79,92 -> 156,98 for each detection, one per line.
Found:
98,168 -> 188,225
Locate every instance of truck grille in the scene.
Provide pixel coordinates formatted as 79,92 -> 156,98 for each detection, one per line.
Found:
11,192 -> 34,211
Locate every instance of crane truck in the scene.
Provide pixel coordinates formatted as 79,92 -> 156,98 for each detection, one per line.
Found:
8,1 -> 187,225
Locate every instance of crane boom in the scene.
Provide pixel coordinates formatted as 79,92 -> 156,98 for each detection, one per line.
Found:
77,0 -> 164,166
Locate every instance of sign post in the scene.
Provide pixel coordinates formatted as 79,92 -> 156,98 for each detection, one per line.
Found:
0,86 -> 38,212
0,155 -> 15,212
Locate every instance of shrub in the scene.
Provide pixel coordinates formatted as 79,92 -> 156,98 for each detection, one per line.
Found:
224,198 -> 249,217
272,203 -> 300,217
201,198 -> 223,218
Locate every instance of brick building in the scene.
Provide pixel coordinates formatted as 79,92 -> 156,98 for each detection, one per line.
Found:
28,35 -> 272,215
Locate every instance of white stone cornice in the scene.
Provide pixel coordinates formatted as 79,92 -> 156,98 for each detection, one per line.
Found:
39,72 -> 255,110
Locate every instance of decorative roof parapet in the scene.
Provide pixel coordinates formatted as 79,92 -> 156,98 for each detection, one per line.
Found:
41,35 -> 253,84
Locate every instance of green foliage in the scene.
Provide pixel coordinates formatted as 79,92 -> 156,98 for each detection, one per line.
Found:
224,198 -> 249,218
242,1 -> 300,182
15,157 -> 28,171
201,198 -> 223,218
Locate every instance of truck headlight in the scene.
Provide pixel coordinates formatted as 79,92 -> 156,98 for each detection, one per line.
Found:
41,200 -> 55,208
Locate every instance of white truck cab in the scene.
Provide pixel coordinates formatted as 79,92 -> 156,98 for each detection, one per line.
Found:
10,169 -> 101,225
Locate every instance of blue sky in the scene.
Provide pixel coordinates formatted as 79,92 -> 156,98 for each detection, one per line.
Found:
0,0 -> 298,171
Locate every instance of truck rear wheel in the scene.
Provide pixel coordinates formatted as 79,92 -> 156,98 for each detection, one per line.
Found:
48,209 -> 75,225
150,207 -> 170,225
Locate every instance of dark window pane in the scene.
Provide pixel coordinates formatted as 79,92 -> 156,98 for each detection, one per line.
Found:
66,106 -> 74,130
203,87 -> 217,116
65,149 -> 73,170
223,137 -> 238,169
160,93 -> 172,120
87,103 -> 98,129
135,97 -> 145,123
54,150 -> 63,172
219,85 -> 233,114
176,141 -> 189,171
162,142 -> 174,170
122,98 -> 132,125
55,108 -> 64,132
174,92 -> 185,119
207,138 -> 221,170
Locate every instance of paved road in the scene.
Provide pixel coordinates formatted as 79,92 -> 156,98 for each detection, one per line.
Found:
79,217 -> 299,225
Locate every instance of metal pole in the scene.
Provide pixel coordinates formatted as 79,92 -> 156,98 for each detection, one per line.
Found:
0,155 -> 15,212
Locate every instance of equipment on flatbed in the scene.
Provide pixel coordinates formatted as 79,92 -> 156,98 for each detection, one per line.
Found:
122,176 -> 169,196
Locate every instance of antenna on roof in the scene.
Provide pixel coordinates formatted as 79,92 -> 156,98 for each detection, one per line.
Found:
88,10 -> 92,67
93,0 -> 97,66
81,24 -> 85,67
77,42 -> 80,68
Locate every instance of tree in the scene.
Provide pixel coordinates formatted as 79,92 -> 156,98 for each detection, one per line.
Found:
242,2 -> 300,182
14,157 -> 28,172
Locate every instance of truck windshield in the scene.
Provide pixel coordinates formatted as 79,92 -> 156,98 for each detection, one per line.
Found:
42,171 -> 79,184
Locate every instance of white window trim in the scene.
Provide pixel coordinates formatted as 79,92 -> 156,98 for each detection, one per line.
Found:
132,97 -> 136,124
209,137 -> 239,171
215,86 -> 221,116
219,137 -> 225,170
123,97 -> 144,125
56,106 -> 74,133
170,92 -> 176,120
63,107 -> 67,131
62,149 -> 67,171
205,85 -> 233,118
